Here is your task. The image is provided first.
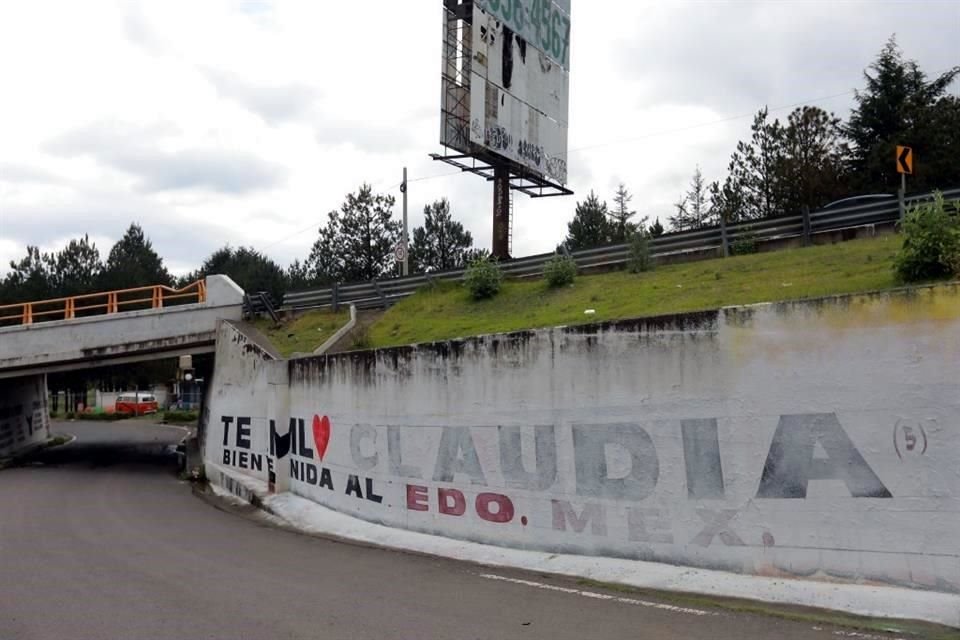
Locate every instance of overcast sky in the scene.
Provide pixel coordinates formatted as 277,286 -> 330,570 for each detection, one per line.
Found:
0,0 -> 957,277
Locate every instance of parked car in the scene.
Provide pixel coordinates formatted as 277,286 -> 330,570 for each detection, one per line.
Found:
821,194 -> 895,210
115,392 -> 159,416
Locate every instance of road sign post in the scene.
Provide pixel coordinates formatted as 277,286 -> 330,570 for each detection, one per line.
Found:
896,145 -> 913,222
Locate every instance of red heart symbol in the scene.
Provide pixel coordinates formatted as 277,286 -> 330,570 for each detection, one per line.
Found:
312,415 -> 331,461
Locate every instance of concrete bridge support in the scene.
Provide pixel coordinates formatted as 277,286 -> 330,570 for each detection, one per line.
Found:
0,374 -> 50,458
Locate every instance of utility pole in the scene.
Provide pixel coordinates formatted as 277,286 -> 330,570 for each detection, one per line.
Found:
401,167 -> 409,276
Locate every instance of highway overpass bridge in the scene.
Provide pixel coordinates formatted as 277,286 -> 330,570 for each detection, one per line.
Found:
0,276 -> 244,457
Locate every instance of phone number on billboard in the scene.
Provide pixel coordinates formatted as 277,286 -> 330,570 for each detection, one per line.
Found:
480,0 -> 570,69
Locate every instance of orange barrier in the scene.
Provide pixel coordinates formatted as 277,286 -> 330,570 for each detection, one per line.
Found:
0,280 -> 207,326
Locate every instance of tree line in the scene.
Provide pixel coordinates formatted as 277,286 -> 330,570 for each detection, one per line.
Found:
565,37 -> 959,247
1,38 -> 956,307
0,191 -> 484,307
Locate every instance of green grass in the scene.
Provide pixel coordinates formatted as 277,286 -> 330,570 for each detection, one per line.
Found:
254,309 -> 350,357
368,235 -> 909,348
162,410 -> 199,424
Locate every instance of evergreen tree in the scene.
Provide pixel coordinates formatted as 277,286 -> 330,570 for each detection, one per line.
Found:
565,191 -> 612,250
708,176 -> 746,225
286,259 -> 312,292
780,106 -> 848,212
670,195 -> 689,232
409,198 -> 474,273
649,218 -> 665,238
845,37 -> 959,193
307,184 -> 401,283
670,166 -> 714,230
607,183 -> 646,242
186,246 -> 287,303
49,235 -> 102,297
100,224 -> 173,290
0,246 -> 53,304
728,108 -> 787,220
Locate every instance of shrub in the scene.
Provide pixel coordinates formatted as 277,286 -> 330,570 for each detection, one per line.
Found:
627,231 -> 653,273
894,192 -> 960,282
543,254 -> 577,288
350,325 -> 372,350
163,410 -> 199,424
947,251 -> 960,278
78,412 -> 128,421
730,226 -> 759,256
464,257 -> 503,300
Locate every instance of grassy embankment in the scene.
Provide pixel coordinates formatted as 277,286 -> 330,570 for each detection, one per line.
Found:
367,234 -> 908,348
253,308 -> 351,357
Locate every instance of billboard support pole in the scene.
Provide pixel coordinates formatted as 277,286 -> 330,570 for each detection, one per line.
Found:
492,166 -> 511,260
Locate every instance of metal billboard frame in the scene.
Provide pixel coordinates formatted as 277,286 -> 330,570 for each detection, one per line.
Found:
436,0 -> 572,258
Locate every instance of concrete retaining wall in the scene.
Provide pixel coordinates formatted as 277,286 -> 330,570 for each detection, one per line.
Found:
204,284 -> 960,594
0,375 -> 50,458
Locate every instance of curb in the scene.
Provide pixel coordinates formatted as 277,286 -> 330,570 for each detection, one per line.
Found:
0,432 -> 76,470
313,304 -> 357,355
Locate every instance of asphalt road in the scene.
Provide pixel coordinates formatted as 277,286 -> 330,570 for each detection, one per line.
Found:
0,421 -> 919,639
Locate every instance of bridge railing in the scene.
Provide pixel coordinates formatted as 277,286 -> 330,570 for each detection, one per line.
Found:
0,280 -> 207,328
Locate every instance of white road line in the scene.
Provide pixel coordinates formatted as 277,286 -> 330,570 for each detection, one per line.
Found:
812,628 -> 908,640
476,573 -> 717,617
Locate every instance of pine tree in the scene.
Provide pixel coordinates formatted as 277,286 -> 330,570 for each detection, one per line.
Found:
728,108 -> 787,220
780,106 -> 848,212
0,246 -> 53,304
845,37 -> 959,193
670,166 -> 715,231
186,246 -> 287,303
308,184 -> 401,283
565,191 -> 612,250
49,235 -> 102,297
649,218 -> 665,238
409,199 -> 474,273
607,183 -> 646,243
100,224 -> 173,290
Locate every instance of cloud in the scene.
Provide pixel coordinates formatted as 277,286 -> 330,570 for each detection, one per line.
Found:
203,67 -> 319,124
123,4 -> 166,55
315,121 -> 415,154
0,163 -> 62,185
0,192 -> 256,278
616,2 -> 959,115
46,121 -> 286,194
2,0 -> 958,277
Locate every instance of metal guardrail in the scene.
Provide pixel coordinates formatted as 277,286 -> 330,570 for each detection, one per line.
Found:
0,280 -> 208,327
283,188 -> 960,313
243,291 -> 280,324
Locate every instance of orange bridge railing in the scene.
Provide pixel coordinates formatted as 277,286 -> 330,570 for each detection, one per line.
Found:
0,280 -> 207,327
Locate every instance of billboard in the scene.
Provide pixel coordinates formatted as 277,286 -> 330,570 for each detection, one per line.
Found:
440,0 -> 571,186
